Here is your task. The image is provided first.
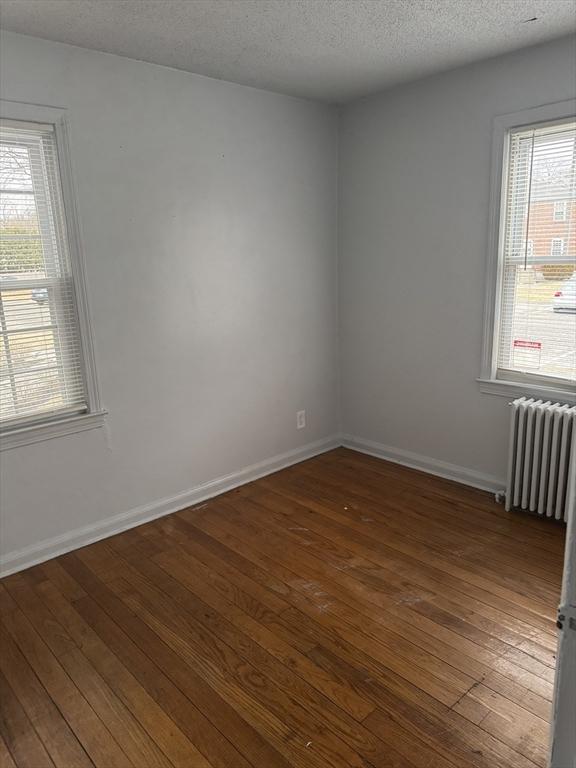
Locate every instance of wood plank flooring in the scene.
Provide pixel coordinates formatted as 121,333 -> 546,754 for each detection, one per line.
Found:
0,448 -> 565,768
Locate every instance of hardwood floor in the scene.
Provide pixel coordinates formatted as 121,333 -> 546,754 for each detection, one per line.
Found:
0,448 -> 565,768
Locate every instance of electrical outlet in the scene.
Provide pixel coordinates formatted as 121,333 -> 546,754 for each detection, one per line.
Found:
296,410 -> 306,429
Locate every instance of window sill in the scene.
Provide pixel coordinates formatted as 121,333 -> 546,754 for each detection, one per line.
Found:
0,410 -> 107,451
478,378 -> 576,405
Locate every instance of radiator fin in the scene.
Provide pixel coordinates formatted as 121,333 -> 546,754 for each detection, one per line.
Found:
506,397 -> 575,523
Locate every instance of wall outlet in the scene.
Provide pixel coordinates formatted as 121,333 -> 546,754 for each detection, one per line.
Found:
296,410 -> 306,429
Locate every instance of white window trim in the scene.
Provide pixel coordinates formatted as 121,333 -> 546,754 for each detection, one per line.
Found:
0,100 -> 106,450
479,99 -> 576,405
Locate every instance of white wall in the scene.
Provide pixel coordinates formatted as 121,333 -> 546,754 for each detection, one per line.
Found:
0,32 -> 339,566
339,36 -> 576,488
2,31 -> 575,570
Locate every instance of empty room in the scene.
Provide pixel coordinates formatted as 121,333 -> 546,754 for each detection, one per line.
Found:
0,1 -> 575,767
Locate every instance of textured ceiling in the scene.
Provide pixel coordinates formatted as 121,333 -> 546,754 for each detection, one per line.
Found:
0,0 -> 574,102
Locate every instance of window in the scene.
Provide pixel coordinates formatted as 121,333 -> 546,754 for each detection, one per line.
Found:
481,102 -> 576,403
553,200 -> 568,221
0,102 -> 103,448
551,238 -> 566,257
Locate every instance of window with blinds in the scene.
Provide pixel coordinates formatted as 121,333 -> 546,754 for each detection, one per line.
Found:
495,119 -> 576,388
0,120 -> 87,428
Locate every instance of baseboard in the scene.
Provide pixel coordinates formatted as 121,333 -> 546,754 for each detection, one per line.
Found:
0,435 -> 340,578
341,434 -> 504,495
1,432 -> 505,577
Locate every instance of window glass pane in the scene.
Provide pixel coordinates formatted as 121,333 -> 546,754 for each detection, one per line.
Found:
1,287 -> 53,329
0,121 -> 86,426
497,122 -> 576,386
0,143 -> 46,279
0,368 -> 65,418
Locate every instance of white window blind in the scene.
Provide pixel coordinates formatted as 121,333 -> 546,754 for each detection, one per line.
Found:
0,120 -> 87,427
496,120 -> 576,387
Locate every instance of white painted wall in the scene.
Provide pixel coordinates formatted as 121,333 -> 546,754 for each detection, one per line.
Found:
339,36 -> 576,487
0,32 -> 339,564
1,32 -> 574,570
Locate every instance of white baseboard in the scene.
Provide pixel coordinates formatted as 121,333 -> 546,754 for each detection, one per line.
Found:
341,434 -> 504,495
1,432 -> 506,577
0,435 -> 340,578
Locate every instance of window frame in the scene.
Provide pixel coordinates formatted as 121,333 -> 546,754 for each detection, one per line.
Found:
550,237 -> 566,257
553,200 -> 568,221
0,100 -> 105,449
479,100 -> 576,405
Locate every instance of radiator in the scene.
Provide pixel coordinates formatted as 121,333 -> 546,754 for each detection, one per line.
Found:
506,397 -> 576,522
